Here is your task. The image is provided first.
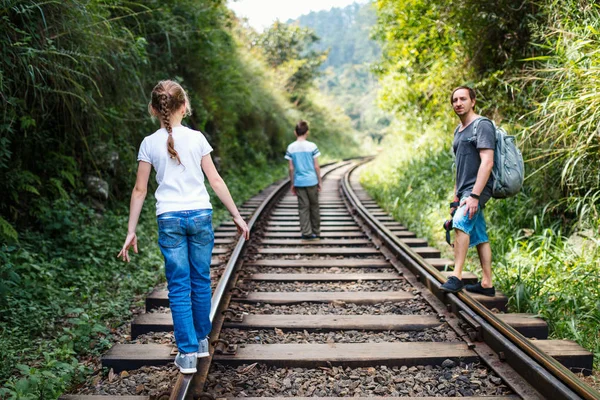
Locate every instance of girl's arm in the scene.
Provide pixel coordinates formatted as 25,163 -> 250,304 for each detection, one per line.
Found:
118,161 -> 152,262
201,154 -> 250,240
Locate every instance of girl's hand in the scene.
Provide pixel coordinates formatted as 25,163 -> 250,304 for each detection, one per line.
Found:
117,232 -> 138,262
233,215 -> 250,240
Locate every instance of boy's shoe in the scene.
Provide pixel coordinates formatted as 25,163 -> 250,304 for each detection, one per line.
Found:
174,352 -> 197,374
440,276 -> 464,293
465,281 -> 496,297
197,338 -> 210,358
311,233 -> 320,239
301,234 -> 317,240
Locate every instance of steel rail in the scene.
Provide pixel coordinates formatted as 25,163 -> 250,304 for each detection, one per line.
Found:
341,159 -> 599,400
170,160 -> 353,400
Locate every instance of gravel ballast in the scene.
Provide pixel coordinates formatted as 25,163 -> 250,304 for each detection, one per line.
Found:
241,280 -> 412,293
228,300 -> 436,316
206,363 -> 513,397
221,326 -> 459,344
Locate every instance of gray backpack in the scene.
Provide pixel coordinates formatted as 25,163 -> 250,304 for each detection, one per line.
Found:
472,117 -> 524,198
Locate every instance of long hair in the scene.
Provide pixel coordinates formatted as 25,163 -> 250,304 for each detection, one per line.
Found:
149,80 -> 191,165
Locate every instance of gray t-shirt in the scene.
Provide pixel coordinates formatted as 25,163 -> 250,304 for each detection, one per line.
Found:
453,118 -> 495,206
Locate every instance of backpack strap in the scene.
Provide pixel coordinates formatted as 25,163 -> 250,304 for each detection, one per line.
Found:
472,116 -> 489,136
452,124 -> 461,176
472,117 -> 494,147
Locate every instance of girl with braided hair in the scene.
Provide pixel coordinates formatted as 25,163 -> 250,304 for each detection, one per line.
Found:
118,80 -> 249,374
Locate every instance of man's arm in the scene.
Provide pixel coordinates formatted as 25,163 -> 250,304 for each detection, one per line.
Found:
288,159 -> 296,195
462,149 -> 493,219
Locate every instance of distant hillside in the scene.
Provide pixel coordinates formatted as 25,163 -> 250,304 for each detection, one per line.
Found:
289,2 -> 389,140
288,2 -> 380,69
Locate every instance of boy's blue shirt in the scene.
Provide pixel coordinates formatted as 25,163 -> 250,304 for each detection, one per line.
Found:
285,139 -> 321,187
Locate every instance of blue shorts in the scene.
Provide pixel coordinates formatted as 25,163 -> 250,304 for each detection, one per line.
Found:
452,198 -> 489,248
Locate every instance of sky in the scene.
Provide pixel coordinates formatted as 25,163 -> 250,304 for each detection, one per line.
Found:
227,0 -> 368,31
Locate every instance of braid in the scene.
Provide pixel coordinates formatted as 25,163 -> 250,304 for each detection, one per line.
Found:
158,93 -> 180,164
149,80 -> 191,165
159,94 -> 172,134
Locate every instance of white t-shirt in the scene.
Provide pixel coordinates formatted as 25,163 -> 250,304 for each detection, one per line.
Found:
137,126 -> 213,215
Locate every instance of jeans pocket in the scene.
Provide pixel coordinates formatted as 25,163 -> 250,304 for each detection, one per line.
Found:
190,214 -> 214,245
158,218 -> 184,248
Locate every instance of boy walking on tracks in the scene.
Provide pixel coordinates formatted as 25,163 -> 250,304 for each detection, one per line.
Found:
440,86 -> 496,297
285,120 -> 322,240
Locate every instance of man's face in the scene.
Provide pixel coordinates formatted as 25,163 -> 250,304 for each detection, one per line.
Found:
451,89 -> 475,117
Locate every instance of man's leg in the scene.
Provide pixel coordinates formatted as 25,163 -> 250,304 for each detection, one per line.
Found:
476,242 -> 493,288
440,201 -> 474,293
464,207 -> 495,296
453,229 -> 470,280
296,187 -> 312,236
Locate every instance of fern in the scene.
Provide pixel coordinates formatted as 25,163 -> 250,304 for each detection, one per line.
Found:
0,216 -> 18,242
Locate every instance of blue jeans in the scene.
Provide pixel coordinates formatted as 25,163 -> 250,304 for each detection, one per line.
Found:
157,209 -> 214,354
452,198 -> 489,248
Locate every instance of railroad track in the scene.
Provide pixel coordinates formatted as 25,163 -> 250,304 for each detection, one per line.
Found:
63,160 -> 598,400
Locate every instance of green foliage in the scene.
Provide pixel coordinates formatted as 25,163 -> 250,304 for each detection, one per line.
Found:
254,22 -> 321,68
252,22 -> 328,93
518,2 -> 600,214
0,198 -> 163,396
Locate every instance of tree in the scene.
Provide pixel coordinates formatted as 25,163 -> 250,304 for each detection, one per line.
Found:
254,22 -> 328,93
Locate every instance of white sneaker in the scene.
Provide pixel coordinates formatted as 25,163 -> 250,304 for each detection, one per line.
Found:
197,338 -> 210,358
174,352 -> 197,374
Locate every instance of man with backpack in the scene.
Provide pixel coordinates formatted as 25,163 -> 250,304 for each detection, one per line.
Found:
440,86 -> 496,296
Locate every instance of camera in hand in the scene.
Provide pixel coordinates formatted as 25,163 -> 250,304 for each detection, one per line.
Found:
443,218 -> 453,231
444,201 -> 459,246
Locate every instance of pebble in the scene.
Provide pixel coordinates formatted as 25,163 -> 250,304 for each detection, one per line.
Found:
441,359 -> 456,368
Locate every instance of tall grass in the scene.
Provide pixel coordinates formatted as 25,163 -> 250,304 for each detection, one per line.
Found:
518,2 -> 600,224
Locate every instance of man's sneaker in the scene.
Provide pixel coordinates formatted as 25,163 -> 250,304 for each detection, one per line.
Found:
465,281 -> 496,297
440,276 -> 464,293
301,234 -> 313,240
197,338 -> 210,358
174,352 -> 197,374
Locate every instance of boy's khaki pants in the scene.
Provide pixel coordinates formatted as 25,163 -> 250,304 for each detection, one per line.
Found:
296,185 -> 320,236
